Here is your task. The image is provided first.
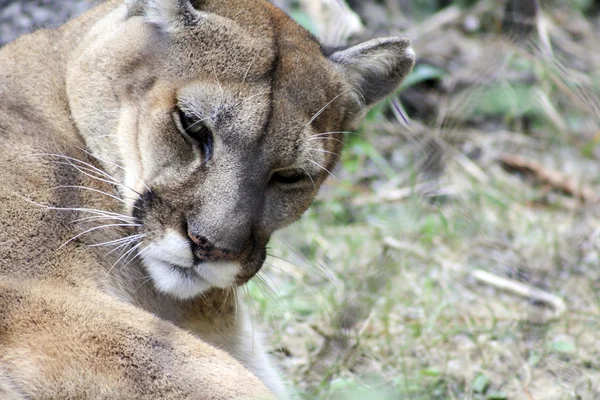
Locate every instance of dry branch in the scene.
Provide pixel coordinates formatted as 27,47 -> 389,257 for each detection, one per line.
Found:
384,237 -> 567,320
498,153 -> 598,202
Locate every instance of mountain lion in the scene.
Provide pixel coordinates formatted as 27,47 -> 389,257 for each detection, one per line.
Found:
0,0 -> 414,398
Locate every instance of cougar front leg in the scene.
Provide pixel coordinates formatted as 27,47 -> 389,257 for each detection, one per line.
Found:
177,290 -> 289,399
0,281 -> 274,400
221,312 -> 288,399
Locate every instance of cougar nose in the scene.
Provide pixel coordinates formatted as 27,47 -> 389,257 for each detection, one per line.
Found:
187,228 -> 210,247
187,228 -> 237,261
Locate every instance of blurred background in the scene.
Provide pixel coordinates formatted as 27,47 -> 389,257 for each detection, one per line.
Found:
2,1 -> 600,399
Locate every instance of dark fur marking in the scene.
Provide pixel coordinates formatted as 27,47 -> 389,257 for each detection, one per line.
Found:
261,13 -> 281,137
132,189 -> 160,224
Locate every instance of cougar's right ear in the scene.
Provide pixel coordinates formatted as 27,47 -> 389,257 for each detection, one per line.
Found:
126,0 -> 206,32
329,37 -> 415,109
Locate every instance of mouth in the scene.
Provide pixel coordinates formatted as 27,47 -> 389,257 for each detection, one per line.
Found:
135,229 -> 259,299
142,256 -> 212,299
141,252 -> 241,299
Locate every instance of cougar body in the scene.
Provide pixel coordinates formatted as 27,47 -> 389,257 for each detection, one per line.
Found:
0,0 -> 414,398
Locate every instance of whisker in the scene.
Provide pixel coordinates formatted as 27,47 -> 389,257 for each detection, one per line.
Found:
242,285 -> 257,350
266,253 -> 309,275
263,260 -> 320,300
119,242 -> 151,270
51,185 -> 134,208
24,153 -> 116,182
254,274 -> 278,302
49,160 -> 118,182
88,234 -> 147,248
106,242 -> 144,277
59,223 -> 142,250
134,275 -> 155,293
307,158 -> 337,181
218,288 -> 231,314
307,136 -> 346,146
35,151 -> 150,196
127,240 -> 156,264
76,147 -> 126,173
14,194 -> 133,220
46,159 -> 142,197
238,90 -> 271,106
306,89 -> 350,126
72,215 -> 137,225
254,272 -> 297,327
106,240 -> 135,257
312,131 -> 358,138
184,117 -> 210,133
267,250 -> 341,289
306,148 -> 339,156
232,288 -> 239,326
243,51 -> 259,83
300,166 -> 317,189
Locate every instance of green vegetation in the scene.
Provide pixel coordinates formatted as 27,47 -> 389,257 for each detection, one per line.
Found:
250,0 -> 600,398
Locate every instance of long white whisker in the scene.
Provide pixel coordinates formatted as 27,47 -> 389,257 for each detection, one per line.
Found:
106,242 -> 144,277
59,223 -> 142,250
49,160 -> 141,196
49,161 -> 118,182
182,116 -> 210,133
134,275 -> 155,293
243,51 -> 259,83
307,148 -> 339,156
72,215 -> 136,225
312,131 -> 356,137
106,240 -> 136,257
75,147 -> 151,195
306,89 -> 350,126
307,136 -> 346,146
239,90 -> 271,105
263,260 -> 319,298
300,166 -> 317,189
51,185 -> 132,207
14,194 -> 132,219
307,158 -> 337,180
23,153 -> 117,182
89,234 -> 147,248
28,151 -> 146,196
254,272 -> 297,326
233,288 -> 239,326
76,147 -> 126,173
120,243 -> 148,270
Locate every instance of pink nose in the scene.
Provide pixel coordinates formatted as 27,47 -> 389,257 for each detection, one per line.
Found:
187,229 -> 209,247
187,229 -> 237,262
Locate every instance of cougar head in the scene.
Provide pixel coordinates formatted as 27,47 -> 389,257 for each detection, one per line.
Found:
66,0 -> 415,299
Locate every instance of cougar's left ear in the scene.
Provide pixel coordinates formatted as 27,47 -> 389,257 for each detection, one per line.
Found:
126,0 -> 205,31
329,37 -> 415,108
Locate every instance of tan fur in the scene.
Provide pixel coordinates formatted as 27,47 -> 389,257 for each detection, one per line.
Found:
0,0 -> 414,398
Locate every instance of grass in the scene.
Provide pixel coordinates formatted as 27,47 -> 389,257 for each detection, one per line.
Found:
248,1 -> 600,399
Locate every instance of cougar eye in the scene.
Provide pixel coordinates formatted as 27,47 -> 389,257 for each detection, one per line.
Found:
176,109 -> 213,161
271,169 -> 306,184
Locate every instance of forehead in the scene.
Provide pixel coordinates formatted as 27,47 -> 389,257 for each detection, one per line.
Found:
165,0 -> 347,138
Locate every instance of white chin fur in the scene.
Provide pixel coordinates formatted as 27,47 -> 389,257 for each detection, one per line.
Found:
141,230 -> 240,299
144,257 -> 212,299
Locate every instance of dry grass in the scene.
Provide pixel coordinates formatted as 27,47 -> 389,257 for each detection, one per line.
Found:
250,1 -> 600,399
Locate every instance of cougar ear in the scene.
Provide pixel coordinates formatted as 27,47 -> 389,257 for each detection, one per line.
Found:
329,37 -> 415,108
125,0 -> 204,31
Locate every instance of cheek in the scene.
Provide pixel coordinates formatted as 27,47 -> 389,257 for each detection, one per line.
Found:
261,188 -> 316,232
